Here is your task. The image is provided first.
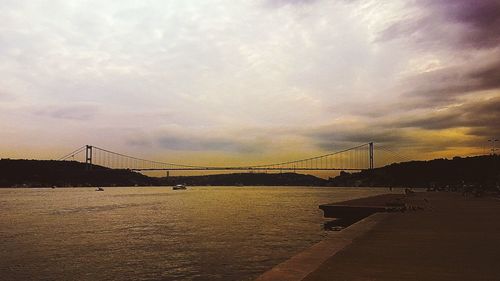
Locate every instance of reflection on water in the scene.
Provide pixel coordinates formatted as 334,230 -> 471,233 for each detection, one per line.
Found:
0,186 -> 392,281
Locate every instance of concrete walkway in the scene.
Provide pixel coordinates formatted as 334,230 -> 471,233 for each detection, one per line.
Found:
255,213 -> 389,281
303,192 -> 500,281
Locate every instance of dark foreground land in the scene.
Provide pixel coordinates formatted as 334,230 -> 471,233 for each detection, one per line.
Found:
303,192 -> 500,281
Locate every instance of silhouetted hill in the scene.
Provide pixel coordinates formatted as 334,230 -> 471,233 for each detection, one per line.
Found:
0,159 -> 157,187
159,172 -> 328,186
3,155 -> 498,188
329,155 -> 500,188
0,159 -> 327,187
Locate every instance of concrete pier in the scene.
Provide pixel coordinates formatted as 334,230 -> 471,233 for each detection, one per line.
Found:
256,194 -> 405,281
255,213 -> 390,281
256,192 -> 500,281
319,194 -> 406,230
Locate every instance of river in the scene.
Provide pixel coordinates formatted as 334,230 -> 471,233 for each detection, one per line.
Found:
0,186 -> 394,280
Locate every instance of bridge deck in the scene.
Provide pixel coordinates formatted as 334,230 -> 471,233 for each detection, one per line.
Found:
131,168 -> 365,171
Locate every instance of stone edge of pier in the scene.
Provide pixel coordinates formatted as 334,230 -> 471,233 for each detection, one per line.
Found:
254,200 -> 391,281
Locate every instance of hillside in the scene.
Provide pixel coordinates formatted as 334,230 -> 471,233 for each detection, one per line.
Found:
2,155 -> 499,188
0,159 -> 327,187
159,172 -> 328,186
0,159 -> 157,187
329,155 -> 500,188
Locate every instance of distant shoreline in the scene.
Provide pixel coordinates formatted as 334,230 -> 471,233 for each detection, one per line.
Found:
1,155 -> 499,188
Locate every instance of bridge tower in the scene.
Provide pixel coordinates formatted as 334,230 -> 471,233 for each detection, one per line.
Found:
369,142 -> 374,169
85,145 -> 93,170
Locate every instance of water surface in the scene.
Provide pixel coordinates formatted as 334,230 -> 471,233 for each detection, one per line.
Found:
0,186 -> 393,280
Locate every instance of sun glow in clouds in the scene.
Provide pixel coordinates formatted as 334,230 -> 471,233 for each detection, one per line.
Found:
0,0 -> 499,166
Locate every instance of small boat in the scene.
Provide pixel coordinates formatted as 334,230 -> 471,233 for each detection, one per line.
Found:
172,184 -> 187,190
96,187 -> 104,191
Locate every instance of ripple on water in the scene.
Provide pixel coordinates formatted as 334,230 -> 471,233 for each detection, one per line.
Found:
0,186 -> 395,281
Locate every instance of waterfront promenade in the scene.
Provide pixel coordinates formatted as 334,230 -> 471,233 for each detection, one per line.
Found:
303,192 -> 500,280
257,191 -> 500,281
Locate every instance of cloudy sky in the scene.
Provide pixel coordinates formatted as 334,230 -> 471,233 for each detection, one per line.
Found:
1,0 -> 499,168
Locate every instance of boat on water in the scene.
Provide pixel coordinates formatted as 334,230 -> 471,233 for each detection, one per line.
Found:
95,187 -> 104,191
172,184 -> 187,190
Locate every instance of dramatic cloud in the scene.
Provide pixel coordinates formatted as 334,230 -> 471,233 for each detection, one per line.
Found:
379,0 -> 500,49
397,96 -> 500,136
400,51 -> 500,103
0,0 -> 498,167
307,120 -> 407,149
427,0 -> 500,49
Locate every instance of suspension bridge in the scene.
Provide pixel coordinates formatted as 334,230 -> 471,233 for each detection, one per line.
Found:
58,143 -> 375,172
